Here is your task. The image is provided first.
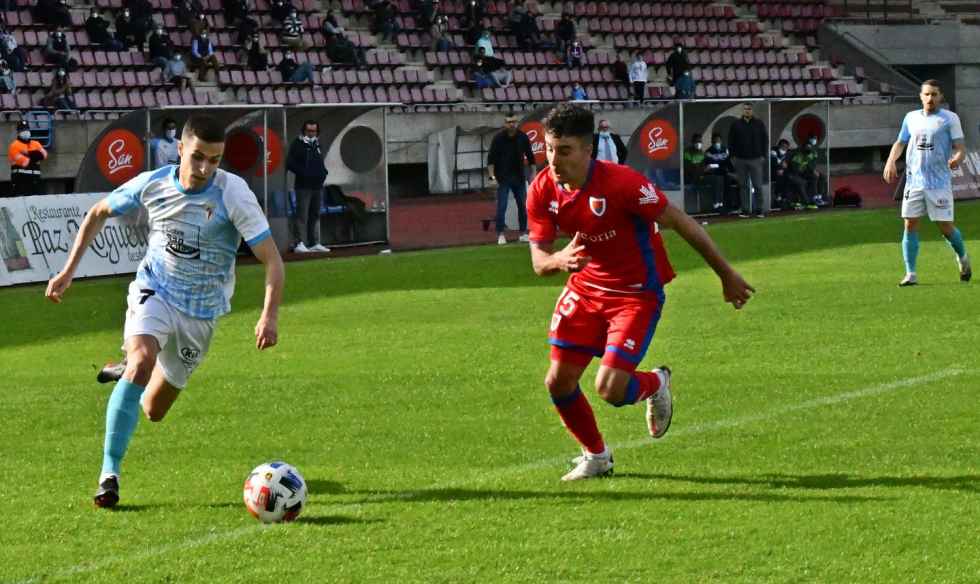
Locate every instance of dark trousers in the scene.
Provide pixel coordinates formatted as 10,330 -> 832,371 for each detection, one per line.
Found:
732,157 -> 766,214
11,173 -> 42,197
632,81 -> 645,101
495,178 -> 527,234
787,171 -> 818,205
291,188 -> 322,246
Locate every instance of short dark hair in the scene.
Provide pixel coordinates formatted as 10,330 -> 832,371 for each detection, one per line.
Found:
542,103 -> 593,140
691,133 -> 702,141
922,79 -> 942,92
303,119 -> 319,131
182,114 -> 225,143
712,133 -> 722,141
162,117 -> 177,130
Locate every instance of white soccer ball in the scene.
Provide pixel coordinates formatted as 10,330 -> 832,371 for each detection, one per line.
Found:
242,461 -> 307,523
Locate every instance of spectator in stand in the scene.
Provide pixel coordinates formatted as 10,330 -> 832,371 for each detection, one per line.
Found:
280,8 -> 306,50
786,135 -> 822,210
173,0 -> 204,27
40,68 -> 76,109
148,25 -> 175,74
610,52 -> 629,93
473,47 -> 510,88
240,32 -> 269,71
770,138 -> 794,209
567,40 -> 585,68
327,33 -> 366,67
322,10 -> 345,43
592,119 -> 627,164
43,29 -> 78,72
188,10 -> 210,37
87,8 -> 125,51
0,60 -> 15,94
150,118 -> 180,169
224,0 -> 258,44
190,30 -> 220,82
371,0 -> 399,43
0,25 -> 29,72
287,120 -> 330,254
269,0 -> 294,24
570,82 -> 587,101
665,43 -> 691,98
126,0 -> 155,24
277,50 -> 314,83
629,52 -> 648,102
475,30 -> 494,58
430,15 -> 452,51
463,0 -> 486,30
509,0 -> 541,49
705,133 -> 737,211
728,103 -> 769,217
556,12 -> 575,61
36,0 -> 72,28
465,17 -> 487,46
675,71 -> 696,100
115,9 -> 142,51
164,52 -> 192,90
416,0 -> 435,30
487,113 -> 535,245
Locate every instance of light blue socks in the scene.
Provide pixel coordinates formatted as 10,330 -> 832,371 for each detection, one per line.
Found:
101,379 -> 145,476
944,227 -> 967,259
902,230 -> 919,274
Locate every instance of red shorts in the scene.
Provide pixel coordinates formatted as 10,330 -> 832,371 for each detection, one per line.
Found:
547,282 -> 664,372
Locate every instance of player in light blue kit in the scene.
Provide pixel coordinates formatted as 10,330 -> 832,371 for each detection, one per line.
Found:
45,114 -> 285,508
884,79 -> 971,286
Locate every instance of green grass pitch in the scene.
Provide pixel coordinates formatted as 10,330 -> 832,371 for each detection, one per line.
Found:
1,204 -> 978,583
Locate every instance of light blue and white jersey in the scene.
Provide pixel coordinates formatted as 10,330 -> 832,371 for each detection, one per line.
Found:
898,108 -> 964,190
106,165 -> 271,320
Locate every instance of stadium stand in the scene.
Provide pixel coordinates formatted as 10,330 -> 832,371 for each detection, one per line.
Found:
0,0 -> 881,114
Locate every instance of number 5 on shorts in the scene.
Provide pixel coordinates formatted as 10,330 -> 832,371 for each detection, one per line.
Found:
556,288 -> 581,317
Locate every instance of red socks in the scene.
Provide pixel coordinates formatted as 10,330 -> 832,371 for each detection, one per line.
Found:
552,387 -> 605,454
632,370 -> 663,402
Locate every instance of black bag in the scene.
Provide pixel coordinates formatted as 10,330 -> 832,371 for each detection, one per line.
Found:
833,186 -> 862,208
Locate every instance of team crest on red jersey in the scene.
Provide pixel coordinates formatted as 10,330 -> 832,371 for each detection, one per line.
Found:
589,196 -> 607,217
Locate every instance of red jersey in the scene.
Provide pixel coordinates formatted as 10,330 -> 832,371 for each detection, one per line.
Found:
527,160 -> 676,297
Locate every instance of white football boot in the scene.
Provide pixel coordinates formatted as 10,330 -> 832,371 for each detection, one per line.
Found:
562,448 -> 614,481
646,366 -> 673,439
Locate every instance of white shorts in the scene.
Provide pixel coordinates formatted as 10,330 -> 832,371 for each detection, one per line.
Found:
123,281 -> 215,389
902,188 -> 955,222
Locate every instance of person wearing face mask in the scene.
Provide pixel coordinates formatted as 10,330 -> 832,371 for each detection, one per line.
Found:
190,29 -> 220,82
683,133 -> 713,212
591,119 -> 626,165
86,8 -> 124,51
770,138 -> 795,210
115,8 -> 140,50
786,135 -> 822,211
665,43 -> 691,98
277,50 -> 313,83
43,28 -> 78,71
151,119 -> 180,169
41,68 -> 77,109
164,51 -> 192,89
280,8 -> 306,50
8,121 -> 47,197
148,26 -> 175,73
705,133 -> 738,211
727,103 -> 769,217
286,120 -> 330,253
0,59 -> 14,94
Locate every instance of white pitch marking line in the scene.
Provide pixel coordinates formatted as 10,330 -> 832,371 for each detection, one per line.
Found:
16,367 -> 966,583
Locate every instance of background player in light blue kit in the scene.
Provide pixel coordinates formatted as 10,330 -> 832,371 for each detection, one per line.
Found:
883,79 -> 971,286
45,114 -> 285,508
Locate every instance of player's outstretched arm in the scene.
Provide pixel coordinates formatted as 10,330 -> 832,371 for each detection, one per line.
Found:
250,237 -> 285,350
44,198 -> 113,304
529,232 -> 592,276
949,141 -> 965,170
883,141 -> 906,183
657,204 -> 755,309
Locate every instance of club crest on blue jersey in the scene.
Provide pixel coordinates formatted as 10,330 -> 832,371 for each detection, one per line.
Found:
589,196 -> 606,217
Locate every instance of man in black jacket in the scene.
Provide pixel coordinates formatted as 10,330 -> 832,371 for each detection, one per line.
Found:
287,120 -> 329,253
727,103 -> 769,217
591,119 -> 627,164
487,114 -> 535,244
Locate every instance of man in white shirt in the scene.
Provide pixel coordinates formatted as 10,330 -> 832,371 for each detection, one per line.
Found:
628,52 -> 648,102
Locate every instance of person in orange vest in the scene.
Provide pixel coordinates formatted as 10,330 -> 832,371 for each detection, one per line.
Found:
8,120 -> 47,197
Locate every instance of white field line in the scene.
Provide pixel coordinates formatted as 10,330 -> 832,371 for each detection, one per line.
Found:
13,367 -> 966,583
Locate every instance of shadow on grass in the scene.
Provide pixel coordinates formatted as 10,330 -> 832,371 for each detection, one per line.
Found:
623,472 -> 980,494
107,503 -> 170,512
338,486 -> 885,505
298,515 -> 382,526
306,479 -> 347,495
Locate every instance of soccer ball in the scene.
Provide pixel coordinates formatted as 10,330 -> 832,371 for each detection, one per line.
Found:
242,461 -> 307,523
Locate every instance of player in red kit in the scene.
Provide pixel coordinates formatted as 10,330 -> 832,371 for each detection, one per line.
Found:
527,104 -> 755,480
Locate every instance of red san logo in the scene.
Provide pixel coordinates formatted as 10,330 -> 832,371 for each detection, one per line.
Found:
639,119 -> 678,161
96,129 -> 145,185
521,120 -> 547,165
